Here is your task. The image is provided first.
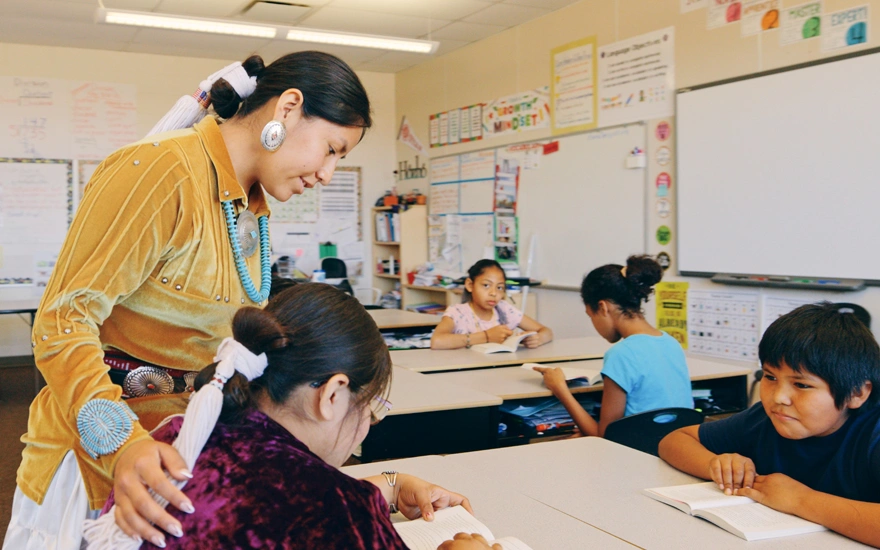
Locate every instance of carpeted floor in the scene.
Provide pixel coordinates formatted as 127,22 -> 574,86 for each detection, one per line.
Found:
0,362 -> 35,541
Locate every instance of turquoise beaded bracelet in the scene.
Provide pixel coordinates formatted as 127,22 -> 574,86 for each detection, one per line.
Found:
77,399 -> 138,460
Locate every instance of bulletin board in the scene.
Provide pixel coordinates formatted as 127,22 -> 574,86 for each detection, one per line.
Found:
428,123 -> 647,287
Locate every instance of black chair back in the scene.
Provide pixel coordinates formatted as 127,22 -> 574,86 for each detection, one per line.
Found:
321,257 -> 348,279
604,407 -> 704,457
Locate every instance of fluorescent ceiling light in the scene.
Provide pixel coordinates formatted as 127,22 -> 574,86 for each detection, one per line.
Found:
286,28 -> 438,54
96,8 -> 278,39
94,7 -> 438,54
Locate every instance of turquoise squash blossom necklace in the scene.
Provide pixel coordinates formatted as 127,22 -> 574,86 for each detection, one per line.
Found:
222,200 -> 271,303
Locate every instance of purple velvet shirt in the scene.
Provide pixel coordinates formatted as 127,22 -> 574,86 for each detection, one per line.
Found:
125,410 -> 409,549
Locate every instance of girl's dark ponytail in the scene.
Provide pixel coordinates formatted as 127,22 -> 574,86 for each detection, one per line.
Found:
581,255 -> 664,316
210,55 -> 265,119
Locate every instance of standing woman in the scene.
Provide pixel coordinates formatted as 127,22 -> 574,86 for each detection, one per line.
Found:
6,51 -> 371,549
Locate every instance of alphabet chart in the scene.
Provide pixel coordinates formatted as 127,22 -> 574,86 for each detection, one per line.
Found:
688,289 -> 759,361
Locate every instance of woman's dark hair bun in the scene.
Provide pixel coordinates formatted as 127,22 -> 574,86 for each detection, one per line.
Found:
624,255 -> 663,299
210,55 -> 266,119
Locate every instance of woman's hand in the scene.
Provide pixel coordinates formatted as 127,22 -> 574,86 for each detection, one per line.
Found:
113,439 -> 195,547
395,474 -> 473,521
522,333 -> 542,349
437,533 -> 501,549
709,452 -> 757,495
533,366 -> 569,395
485,325 -> 513,344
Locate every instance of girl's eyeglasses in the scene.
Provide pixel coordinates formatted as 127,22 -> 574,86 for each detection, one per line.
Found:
310,379 -> 393,425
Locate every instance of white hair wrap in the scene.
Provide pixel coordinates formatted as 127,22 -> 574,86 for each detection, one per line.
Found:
83,338 -> 268,549
146,61 -> 258,138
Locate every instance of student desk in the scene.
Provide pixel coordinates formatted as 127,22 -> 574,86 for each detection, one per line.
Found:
341,454 -> 634,550
368,309 -> 441,331
360,366 -> 502,462
349,439 -> 868,549
389,336 -> 611,373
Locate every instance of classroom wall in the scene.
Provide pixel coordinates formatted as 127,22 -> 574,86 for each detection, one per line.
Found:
0,42 -> 396,357
395,0 -> 880,349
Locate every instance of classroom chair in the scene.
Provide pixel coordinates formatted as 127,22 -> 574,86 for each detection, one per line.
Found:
603,407 -> 704,457
320,257 -> 354,296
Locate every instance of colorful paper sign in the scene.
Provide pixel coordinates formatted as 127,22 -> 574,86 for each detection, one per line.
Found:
596,28 -> 675,129
822,5 -> 868,51
708,0 -> 742,29
741,0 -> 780,36
780,1 -> 822,46
656,282 -> 689,347
482,87 -> 550,138
551,36 -> 598,135
397,116 -> 425,154
656,225 -> 672,245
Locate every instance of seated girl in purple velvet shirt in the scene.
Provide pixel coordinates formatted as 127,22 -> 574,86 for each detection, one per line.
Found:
92,283 -> 496,550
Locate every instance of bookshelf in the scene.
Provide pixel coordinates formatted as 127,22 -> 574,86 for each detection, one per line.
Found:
371,205 -> 427,307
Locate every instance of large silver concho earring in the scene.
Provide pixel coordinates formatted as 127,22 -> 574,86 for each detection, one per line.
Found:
261,120 -> 286,151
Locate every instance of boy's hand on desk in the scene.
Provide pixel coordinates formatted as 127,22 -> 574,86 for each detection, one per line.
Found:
709,453 -> 756,495
533,366 -> 568,395
438,533 -> 502,550
486,325 -> 513,343
522,333 -> 542,348
735,473 -> 811,515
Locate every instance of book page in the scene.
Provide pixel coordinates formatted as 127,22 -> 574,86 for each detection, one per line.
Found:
521,363 -> 602,384
493,536 -> 535,550
394,506 -> 495,550
698,503 -> 826,541
645,482 -> 752,512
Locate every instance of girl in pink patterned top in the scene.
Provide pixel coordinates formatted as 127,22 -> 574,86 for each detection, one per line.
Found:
431,260 -> 553,350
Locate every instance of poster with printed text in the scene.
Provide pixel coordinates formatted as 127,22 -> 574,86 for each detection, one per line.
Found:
494,156 -> 519,214
482,87 -> 550,139
682,0 -> 708,12
597,27 -> 675,129
741,0 -> 780,36
469,105 -> 483,141
822,5 -> 868,51
551,36 -> 598,135
494,215 -> 518,263
656,282 -> 689,348
688,289 -> 759,362
429,114 -> 439,147
708,0 -> 742,29
439,111 -> 449,145
447,108 -> 461,145
780,1 -> 822,45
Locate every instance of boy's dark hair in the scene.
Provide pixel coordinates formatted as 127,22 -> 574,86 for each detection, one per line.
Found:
580,255 -> 663,317
759,302 -> 880,409
462,259 -> 507,303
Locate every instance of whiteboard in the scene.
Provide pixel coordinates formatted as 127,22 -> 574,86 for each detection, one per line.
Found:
677,48 -> 880,281
516,124 -> 647,287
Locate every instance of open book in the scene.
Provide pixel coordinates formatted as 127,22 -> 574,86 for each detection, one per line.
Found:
643,482 -> 826,541
470,332 -> 536,354
394,506 -> 533,550
521,363 -> 603,385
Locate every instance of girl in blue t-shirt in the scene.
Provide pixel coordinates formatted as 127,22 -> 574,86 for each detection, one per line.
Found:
535,255 -> 693,437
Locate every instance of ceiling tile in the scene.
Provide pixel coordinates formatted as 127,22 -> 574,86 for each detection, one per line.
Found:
328,0 -> 493,21
431,38 -> 471,56
463,2 -> 549,27
503,0 -> 581,9
254,41 -> 386,67
0,14 -> 140,43
129,27 -> 272,58
2,0 -> 95,21
239,2 -> 312,25
104,0 -> 164,10
154,0 -> 252,18
430,21 -> 505,42
298,7 -> 448,39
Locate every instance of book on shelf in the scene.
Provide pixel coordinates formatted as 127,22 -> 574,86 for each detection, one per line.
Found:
393,506 -> 533,550
470,332 -> 536,354
374,211 -> 400,242
642,481 -> 826,541
405,302 -> 446,315
521,363 -> 603,385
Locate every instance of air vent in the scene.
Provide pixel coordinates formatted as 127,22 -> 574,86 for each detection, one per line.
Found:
241,1 -> 312,25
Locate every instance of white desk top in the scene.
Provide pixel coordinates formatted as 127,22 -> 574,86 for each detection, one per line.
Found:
390,336 -> 610,373
387,366 -> 501,415
444,438 -> 868,549
430,356 -> 752,400
369,309 -> 441,330
341,454 -> 634,550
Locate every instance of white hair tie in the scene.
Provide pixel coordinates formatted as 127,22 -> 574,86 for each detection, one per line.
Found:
213,337 -> 268,382
146,61 -> 258,137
